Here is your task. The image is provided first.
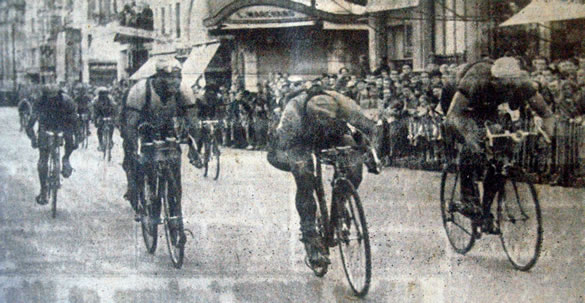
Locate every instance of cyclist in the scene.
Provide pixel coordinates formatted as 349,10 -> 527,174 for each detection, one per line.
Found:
74,83 -> 93,140
444,57 -> 555,233
93,87 -> 117,152
267,81 -> 380,267
17,93 -> 33,131
189,81 -> 222,166
120,58 -> 197,233
26,84 -> 79,205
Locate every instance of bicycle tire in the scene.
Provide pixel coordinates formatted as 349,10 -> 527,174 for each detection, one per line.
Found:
212,139 -> 220,180
203,140 -> 210,178
139,172 -> 158,254
497,180 -> 542,271
440,167 -> 476,254
335,179 -> 371,297
49,150 -> 59,219
163,170 -> 184,268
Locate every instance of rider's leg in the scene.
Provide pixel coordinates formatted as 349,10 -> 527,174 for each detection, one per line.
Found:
97,126 -> 104,150
290,149 -> 330,266
481,167 -> 505,233
459,148 -> 481,216
61,132 -> 76,178
36,146 -> 50,205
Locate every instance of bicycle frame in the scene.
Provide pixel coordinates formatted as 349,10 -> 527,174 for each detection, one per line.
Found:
312,146 -> 356,247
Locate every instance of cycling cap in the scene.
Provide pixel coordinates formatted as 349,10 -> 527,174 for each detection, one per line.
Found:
491,57 -> 527,79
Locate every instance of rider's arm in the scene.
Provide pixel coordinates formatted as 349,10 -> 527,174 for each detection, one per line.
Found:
526,92 -> 555,137
445,91 -> 483,154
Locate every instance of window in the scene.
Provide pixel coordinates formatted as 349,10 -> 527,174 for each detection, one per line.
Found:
434,0 -> 466,56
169,4 -> 173,36
175,2 -> 181,38
387,24 -> 413,59
161,7 -> 165,35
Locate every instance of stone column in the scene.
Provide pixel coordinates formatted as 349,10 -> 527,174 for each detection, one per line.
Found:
243,39 -> 258,92
413,0 -> 433,69
466,0 -> 489,63
538,22 -> 551,60
368,14 -> 387,71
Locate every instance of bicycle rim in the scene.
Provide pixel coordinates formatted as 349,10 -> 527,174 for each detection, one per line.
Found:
203,142 -> 210,177
213,141 -> 220,180
336,180 -> 371,297
163,174 -> 184,268
49,153 -> 58,219
310,176 -> 329,277
497,180 -> 542,271
106,131 -> 112,162
140,174 -> 158,254
440,169 -> 475,254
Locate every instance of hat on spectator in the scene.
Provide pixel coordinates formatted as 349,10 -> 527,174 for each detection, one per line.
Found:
96,87 -> 109,94
288,75 -> 303,83
491,57 -> 528,79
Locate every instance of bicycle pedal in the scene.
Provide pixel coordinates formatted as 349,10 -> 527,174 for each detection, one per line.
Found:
183,228 -> 195,239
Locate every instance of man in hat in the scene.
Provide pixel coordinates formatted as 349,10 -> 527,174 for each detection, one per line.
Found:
444,57 -> 555,233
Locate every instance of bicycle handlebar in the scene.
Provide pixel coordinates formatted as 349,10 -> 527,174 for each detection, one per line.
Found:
485,122 -> 551,147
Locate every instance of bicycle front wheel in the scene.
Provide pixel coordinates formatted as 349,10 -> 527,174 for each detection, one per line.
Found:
49,152 -> 59,219
162,172 -> 185,268
139,173 -> 158,254
497,180 -> 542,271
211,140 -> 220,180
440,167 -> 475,254
335,179 -> 371,297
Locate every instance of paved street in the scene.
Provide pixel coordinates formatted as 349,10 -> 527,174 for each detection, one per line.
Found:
0,108 -> 583,302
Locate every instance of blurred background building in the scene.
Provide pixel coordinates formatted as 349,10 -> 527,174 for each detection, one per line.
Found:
2,0 -> 585,95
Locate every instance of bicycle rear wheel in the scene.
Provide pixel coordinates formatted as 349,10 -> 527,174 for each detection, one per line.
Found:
139,173 -> 158,254
440,167 -> 475,254
335,179 -> 371,297
162,173 -> 184,268
497,180 -> 542,271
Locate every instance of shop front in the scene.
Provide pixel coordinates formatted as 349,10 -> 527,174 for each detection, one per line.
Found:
203,0 -> 366,91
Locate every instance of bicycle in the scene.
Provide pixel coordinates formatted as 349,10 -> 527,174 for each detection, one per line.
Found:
199,120 -> 221,180
43,130 -> 64,219
134,123 -> 186,268
80,113 -> 90,149
101,117 -> 114,162
19,111 -> 31,133
307,145 -> 372,297
440,122 -> 549,271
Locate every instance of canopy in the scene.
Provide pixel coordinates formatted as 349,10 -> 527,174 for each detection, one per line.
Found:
181,41 -> 221,88
129,54 -> 180,80
500,1 -> 585,27
366,0 -> 419,13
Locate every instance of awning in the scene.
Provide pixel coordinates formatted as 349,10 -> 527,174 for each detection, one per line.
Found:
501,1 -> 585,27
129,54 -> 180,80
113,25 -> 157,43
181,41 -> 221,88
366,0 -> 419,13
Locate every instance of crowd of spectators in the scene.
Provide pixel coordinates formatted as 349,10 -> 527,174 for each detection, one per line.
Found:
207,55 -> 585,187
15,54 -> 585,187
